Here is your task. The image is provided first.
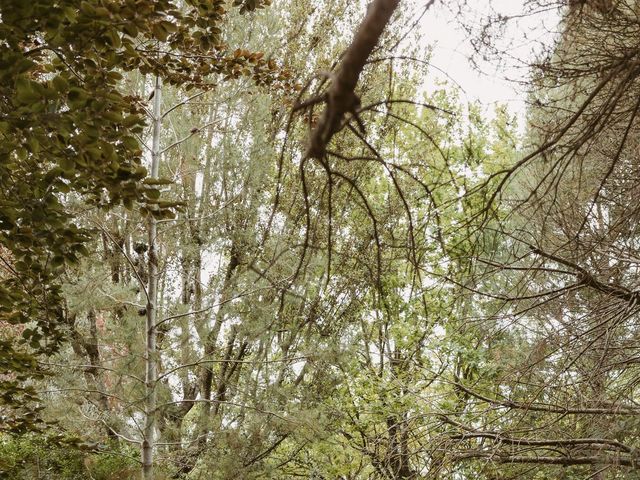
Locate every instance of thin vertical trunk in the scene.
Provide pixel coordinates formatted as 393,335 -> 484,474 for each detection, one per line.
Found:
85,309 -> 111,414
198,246 -> 240,427
143,76 -> 162,480
65,310 -> 115,437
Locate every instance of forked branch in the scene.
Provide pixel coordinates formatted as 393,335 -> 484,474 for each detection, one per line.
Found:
306,0 -> 402,158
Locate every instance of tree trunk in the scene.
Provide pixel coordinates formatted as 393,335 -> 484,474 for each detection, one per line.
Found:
143,75 -> 162,480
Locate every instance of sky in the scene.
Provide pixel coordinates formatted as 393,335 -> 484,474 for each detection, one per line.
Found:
417,0 -> 561,122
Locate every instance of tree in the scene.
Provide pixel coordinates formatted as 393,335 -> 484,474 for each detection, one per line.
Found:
0,0 -> 292,471
9,1 -> 640,479
435,1 -> 640,478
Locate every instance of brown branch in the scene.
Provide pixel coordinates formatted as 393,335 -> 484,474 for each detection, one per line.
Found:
450,432 -> 632,453
531,247 -> 639,304
306,0 -> 402,158
454,451 -> 640,468
451,382 -> 640,415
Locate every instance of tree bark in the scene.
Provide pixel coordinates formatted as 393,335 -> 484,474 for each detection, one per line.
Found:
143,75 -> 162,480
307,0 -> 401,158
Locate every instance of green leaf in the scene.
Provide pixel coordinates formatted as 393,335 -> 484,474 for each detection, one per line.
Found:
143,177 -> 173,185
145,188 -> 161,200
15,78 -> 40,105
51,75 -> 69,93
58,156 -> 75,173
121,136 -> 139,150
67,87 -> 87,108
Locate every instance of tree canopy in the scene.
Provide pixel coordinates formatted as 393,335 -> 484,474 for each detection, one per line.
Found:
2,1 -> 639,479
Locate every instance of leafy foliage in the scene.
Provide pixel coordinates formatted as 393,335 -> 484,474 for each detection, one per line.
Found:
0,0 -> 294,435
0,435 -> 139,480
5,1 -> 640,479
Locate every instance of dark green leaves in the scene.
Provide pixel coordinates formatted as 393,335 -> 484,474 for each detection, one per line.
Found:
233,0 -> 273,14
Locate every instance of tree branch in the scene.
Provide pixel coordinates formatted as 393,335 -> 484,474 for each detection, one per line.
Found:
306,0 -> 403,158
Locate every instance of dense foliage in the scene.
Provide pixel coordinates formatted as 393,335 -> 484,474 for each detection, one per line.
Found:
1,0 -> 639,479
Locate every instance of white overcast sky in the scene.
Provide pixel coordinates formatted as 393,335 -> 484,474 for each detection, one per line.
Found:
417,0 -> 561,121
